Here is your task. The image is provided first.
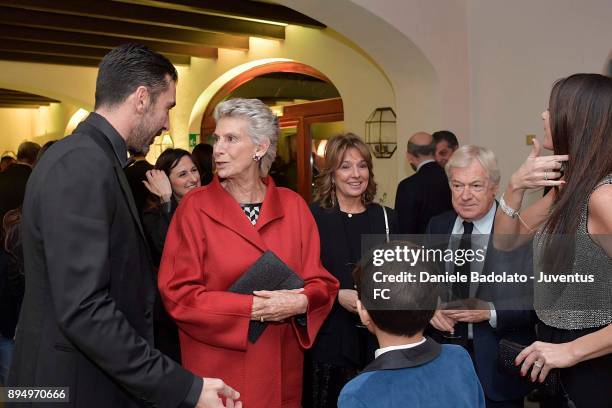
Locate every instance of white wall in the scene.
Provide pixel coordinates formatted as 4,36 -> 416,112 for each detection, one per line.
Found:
0,102 -> 79,154
468,0 -> 612,195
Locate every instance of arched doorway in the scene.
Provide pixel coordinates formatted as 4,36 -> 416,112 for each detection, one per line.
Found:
200,61 -> 343,200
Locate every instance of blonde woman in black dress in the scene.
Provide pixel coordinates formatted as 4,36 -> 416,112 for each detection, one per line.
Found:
303,133 -> 398,408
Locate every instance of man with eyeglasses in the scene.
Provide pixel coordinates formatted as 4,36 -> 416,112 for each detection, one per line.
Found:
425,145 -> 536,408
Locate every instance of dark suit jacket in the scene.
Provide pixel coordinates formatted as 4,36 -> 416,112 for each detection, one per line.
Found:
0,163 -> 31,224
394,161 -> 452,234
8,113 -> 200,408
124,159 -> 154,217
338,339 -> 485,408
426,209 -> 536,402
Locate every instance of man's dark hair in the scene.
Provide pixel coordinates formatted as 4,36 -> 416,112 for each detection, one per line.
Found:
94,43 -> 178,110
407,140 -> 435,157
432,130 -> 459,149
354,241 -> 439,337
17,141 -> 41,164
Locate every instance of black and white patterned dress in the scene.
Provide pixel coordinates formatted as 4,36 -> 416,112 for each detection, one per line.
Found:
241,203 -> 262,225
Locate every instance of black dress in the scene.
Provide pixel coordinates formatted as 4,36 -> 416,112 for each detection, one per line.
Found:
303,203 -> 399,408
142,199 -> 181,363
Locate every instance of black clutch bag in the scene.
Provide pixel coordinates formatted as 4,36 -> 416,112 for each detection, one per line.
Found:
498,339 -> 561,396
228,250 -> 304,343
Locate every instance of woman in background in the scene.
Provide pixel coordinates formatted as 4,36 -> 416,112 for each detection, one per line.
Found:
143,148 -> 201,265
142,148 -> 201,362
303,133 -> 399,408
494,73 -> 612,407
192,143 -> 214,186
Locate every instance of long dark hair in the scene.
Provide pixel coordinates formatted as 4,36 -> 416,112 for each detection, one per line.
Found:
191,143 -> 214,185
145,148 -> 195,210
155,148 -> 193,176
542,73 -> 612,271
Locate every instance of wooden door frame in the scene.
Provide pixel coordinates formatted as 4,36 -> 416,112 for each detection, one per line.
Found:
200,62 -> 343,200
200,61 -> 333,136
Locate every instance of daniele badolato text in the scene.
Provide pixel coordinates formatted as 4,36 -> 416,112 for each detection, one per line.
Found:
369,245 -> 595,286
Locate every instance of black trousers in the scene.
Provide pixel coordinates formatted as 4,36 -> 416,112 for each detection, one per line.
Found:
537,322 -> 612,408
302,357 -> 359,408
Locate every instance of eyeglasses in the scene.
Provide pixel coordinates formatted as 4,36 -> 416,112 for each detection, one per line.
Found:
450,182 -> 487,193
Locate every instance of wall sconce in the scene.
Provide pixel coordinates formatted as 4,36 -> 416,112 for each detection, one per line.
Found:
161,134 -> 174,148
365,107 -> 397,158
148,133 -> 175,163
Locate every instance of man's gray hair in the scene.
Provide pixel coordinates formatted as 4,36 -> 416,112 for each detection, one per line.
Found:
214,98 -> 279,176
445,145 -> 500,185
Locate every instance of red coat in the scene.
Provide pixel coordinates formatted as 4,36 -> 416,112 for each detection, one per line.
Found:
158,176 -> 339,408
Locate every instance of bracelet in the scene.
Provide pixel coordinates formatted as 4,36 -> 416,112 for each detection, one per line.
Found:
499,193 -> 520,219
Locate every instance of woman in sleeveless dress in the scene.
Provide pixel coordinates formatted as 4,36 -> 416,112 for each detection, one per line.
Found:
493,73 -> 612,407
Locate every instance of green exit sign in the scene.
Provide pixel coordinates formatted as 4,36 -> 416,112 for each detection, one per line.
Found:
188,133 -> 199,149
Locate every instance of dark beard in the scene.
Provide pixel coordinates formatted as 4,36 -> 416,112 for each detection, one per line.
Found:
128,120 -> 155,155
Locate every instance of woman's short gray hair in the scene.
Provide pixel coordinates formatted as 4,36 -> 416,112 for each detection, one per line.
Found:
214,98 -> 279,176
445,145 -> 500,185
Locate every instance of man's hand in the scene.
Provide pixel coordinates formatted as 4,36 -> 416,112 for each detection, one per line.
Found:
196,378 -> 242,408
430,309 -> 456,333
442,298 -> 491,323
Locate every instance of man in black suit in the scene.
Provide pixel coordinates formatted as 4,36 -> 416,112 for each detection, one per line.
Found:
394,132 -> 452,234
8,44 -> 240,408
0,141 -> 40,225
426,145 -> 535,408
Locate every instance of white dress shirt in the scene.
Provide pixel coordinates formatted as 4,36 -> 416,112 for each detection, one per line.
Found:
449,203 -> 498,336
374,337 -> 427,359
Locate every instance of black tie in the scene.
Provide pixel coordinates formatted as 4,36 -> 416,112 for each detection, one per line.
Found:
455,221 -> 474,300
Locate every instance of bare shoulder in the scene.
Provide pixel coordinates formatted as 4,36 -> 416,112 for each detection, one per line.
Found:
588,183 -> 612,234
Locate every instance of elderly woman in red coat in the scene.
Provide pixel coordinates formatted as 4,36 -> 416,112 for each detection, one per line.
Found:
158,98 -> 339,408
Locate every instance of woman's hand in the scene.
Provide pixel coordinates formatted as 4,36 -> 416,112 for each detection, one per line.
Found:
515,340 -> 578,383
143,169 -> 172,202
337,289 -> 358,313
251,289 -> 307,322
509,139 -> 568,191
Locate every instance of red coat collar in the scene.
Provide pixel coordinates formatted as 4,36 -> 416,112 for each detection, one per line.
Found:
202,176 -> 285,252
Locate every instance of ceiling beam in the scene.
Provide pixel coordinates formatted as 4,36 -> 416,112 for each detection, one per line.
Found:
0,0 -> 284,39
112,0 -> 325,29
0,51 -> 101,66
0,24 -> 218,59
0,95 -> 58,103
0,39 -> 191,65
0,7 -> 250,49
0,99 -> 51,105
0,103 -> 48,109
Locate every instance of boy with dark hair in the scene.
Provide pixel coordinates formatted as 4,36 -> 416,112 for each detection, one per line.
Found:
338,242 -> 485,408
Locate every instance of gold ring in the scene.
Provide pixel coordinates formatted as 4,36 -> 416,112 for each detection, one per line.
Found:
260,316 -> 264,323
